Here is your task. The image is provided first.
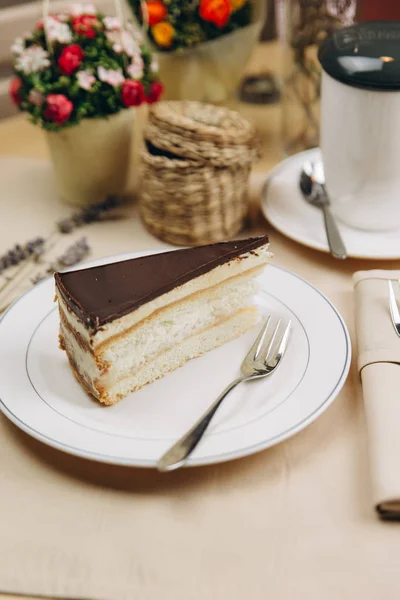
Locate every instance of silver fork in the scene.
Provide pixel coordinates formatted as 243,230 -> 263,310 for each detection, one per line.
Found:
157,316 -> 291,472
388,280 -> 400,337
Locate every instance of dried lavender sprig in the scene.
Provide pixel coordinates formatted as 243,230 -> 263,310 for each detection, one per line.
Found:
0,195 -> 120,305
30,237 -> 90,285
0,237 -> 45,275
57,196 -> 122,234
0,232 -> 56,298
57,237 -> 90,267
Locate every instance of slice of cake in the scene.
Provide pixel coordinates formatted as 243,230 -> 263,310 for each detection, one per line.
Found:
55,236 -> 271,405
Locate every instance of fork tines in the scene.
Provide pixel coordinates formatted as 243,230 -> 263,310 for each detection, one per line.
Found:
245,316 -> 291,367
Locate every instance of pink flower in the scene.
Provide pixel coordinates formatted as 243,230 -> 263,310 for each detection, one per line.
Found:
15,46 -> 50,74
103,16 -> 121,30
35,14 -> 59,29
97,66 -> 125,87
77,70 -> 95,90
150,57 -> 159,73
44,94 -> 73,125
127,55 -> 144,80
44,16 -> 73,43
106,30 -> 122,52
105,30 -> 139,57
121,30 -> 139,57
28,89 -> 44,106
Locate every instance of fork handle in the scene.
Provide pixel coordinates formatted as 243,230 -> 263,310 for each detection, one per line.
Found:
157,376 -> 247,472
321,204 -> 347,260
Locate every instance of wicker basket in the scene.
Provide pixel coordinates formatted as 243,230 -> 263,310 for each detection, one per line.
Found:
139,101 -> 259,246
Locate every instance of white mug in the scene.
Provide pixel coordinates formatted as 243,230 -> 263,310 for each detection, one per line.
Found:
319,22 -> 400,232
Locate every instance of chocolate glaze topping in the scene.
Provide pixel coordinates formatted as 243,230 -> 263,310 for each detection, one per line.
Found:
55,236 -> 269,329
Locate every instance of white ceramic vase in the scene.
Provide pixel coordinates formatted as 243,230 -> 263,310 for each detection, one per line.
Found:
45,108 -> 135,207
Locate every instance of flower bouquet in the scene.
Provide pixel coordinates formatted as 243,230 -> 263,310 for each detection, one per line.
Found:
10,3 -> 163,206
128,0 -> 265,103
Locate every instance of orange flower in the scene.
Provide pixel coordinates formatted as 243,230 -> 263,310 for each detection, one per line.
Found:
144,0 -> 167,26
199,0 -> 231,28
152,21 -> 175,48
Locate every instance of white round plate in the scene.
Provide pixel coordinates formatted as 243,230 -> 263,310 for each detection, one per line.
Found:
0,251 -> 351,468
262,147 -> 400,260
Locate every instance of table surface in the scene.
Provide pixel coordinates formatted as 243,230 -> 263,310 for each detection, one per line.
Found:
1,42 -> 400,600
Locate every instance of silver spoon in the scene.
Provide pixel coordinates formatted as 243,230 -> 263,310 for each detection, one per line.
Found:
300,161 -> 347,260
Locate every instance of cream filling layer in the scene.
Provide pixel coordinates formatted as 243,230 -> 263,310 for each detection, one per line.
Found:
105,308 -> 258,404
101,277 -> 257,381
61,277 -> 258,392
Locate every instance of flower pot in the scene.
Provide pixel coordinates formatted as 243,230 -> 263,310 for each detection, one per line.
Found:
45,109 -> 135,207
156,21 -> 263,104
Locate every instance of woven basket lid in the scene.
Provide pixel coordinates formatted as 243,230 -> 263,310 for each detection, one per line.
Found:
150,101 -> 257,144
146,101 -> 260,166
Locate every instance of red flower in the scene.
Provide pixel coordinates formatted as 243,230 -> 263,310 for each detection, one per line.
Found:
144,0 -> 167,26
146,81 -> 164,104
199,0 -> 231,28
36,13 -> 60,29
58,44 -> 84,75
9,77 -> 23,105
72,15 -> 99,38
44,94 -> 73,125
121,80 -> 145,107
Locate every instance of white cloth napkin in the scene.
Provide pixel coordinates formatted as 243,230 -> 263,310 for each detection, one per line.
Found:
354,270 -> 400,518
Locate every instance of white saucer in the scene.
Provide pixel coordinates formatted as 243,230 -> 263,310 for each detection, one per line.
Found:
0,250 -> 351,468
262,148 -> 400,260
